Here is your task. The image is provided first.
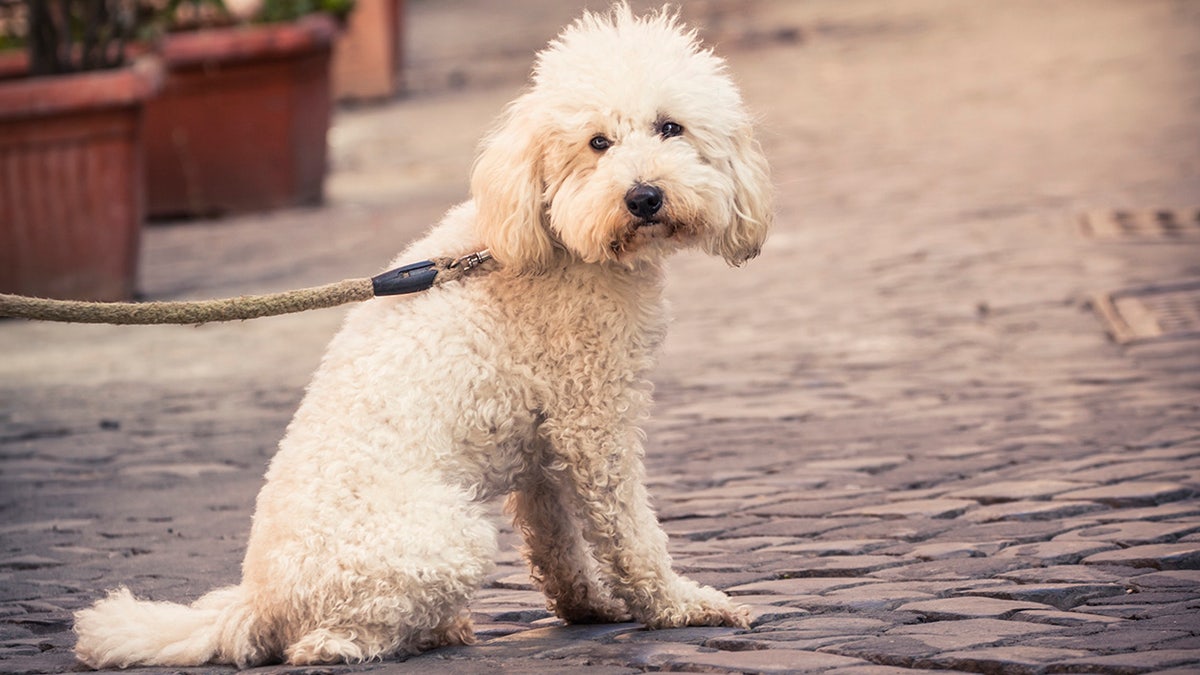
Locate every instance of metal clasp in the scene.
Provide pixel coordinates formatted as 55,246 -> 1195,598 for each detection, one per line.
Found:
451,249 -> 493,271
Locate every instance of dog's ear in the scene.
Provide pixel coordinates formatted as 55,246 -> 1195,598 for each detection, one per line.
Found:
470,97 -> 557,273
709,126 -> 773,266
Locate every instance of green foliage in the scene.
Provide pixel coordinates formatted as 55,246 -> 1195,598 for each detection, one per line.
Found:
257,0 -> 351,23
3,0 -> 352,75
24,0 -> 141,75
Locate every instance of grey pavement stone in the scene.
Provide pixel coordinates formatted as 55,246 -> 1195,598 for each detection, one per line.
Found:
1066,461 -> 1200,485
948,480 -> 1096,504
662,648 -> 869,674
608,625 -> 741,646
1029,628 -> 1194,655
996,541 -> 1123,565
887,618 -> 1065,651
1085,591 -> 1200,608
1053,484 -> 1196,508
706,638 -> 848,657
660,497 -> 769,520
905,541 -> 1004,560
1089,502 -> 1200,523
941,520 -> 1078,544
834,499 -> 978,520
680,571 -> 777,592
920,646 -> 1091,674
727,577 -> 877,597
963,500 -> 1110,524
804,457 -> 910,474
755,616 -> 892,637
747,497 -> 888,519
765,540 -> 893,556
1053,649 -> 1200,674
963,583 -> 1129,611
704,635 -> 795,651
896,597 -> 1058,621
1075,599 -> 1200,621
999,565 -> 1147,585
771,555 -> 908,579
1128,612 -> 1200,634
725,517 -> 878,539
1011,609 -> 1129,627
1083,544 -> 1200,570
868,557 -> 1033,582
705,536 -> 799,552
830,662 -> 979,667
681,550 -> 808,573
1129,571 -> 1200,590
813,518 -> 957,544
1054,522 -> 1200,546
798,587 -> 937,613
829,636 -> 940,666
662,515 -> 771,540
747,605 -> 813,626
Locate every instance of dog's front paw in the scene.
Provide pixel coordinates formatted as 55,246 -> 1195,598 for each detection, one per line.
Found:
642,582 -> 749,630
553,595 -> 633,625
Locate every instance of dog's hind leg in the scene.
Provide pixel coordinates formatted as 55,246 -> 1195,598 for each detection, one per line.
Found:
249,478 -> 497,665
285,628 -> 366,665
507,475 -> 631,624
284,605 -> 477,665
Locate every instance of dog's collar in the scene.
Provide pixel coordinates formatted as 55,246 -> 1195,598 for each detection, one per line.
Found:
371,249 -> 494,296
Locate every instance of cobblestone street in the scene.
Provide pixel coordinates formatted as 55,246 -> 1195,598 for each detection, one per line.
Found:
2,0 -> 1199,673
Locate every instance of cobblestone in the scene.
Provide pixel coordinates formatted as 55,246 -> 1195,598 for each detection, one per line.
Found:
922,647 -> 1092,674
3,0 -> 1200,673
962,500 -> 1109,524
1082,544 -> 1200,570
1054,522 -> 1200,546
1054,484 -> 1197,508
947,481 -> 1094,504
896,597 -> 1058,621
662,648 -> 869,673
1054,649 -> 1200,674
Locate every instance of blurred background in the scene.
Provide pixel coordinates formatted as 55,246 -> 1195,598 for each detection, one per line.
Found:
2,0 -> 1198,305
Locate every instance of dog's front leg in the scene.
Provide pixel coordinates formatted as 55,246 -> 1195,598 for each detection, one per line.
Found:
507,474 -> 631,624
543,423 -> 749,630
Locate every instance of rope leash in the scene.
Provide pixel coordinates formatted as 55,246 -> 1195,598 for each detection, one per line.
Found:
0,250 -> 493,326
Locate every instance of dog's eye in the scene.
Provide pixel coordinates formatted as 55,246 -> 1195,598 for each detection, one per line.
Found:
660,121 -> 684,138
589,135 -> 612,151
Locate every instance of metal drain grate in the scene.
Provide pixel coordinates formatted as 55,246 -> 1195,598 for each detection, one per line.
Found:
1093,279 -> 1200,344
1079,209 -> 1200,240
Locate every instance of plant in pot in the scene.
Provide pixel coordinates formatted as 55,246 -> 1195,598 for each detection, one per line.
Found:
0,0 -> 164,301
142,0 -> 350,218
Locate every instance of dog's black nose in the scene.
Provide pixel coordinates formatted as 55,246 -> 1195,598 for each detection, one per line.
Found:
625,184 -> 664,219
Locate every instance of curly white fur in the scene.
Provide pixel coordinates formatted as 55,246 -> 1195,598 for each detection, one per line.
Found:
73,3 -> 772,667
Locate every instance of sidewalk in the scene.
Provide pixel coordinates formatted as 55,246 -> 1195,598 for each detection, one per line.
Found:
3,1 -> 1200,673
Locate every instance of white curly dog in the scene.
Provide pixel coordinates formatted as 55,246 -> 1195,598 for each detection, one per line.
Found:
74,3 -> 772,667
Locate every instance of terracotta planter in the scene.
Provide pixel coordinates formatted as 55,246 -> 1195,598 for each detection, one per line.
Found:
144,15 -> 337,218
0,57 -> 163,301
333,0 -> 405,101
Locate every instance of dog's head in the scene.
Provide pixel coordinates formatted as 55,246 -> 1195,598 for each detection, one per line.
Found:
471,3 -> 772,273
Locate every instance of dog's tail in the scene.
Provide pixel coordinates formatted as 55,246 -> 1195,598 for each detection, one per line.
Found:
73,585 -> 263,669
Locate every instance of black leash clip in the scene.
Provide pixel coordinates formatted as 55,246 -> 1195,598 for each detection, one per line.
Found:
371,260 -> 439,296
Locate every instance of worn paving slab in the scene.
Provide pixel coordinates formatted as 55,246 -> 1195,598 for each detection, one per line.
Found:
3,0 -> 1200,673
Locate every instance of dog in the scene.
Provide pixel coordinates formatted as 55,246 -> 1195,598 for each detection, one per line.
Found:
73,3 -> 772,667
